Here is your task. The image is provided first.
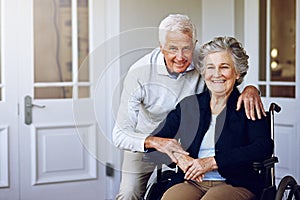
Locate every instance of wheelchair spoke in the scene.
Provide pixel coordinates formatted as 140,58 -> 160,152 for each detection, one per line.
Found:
275,176 -> 298,200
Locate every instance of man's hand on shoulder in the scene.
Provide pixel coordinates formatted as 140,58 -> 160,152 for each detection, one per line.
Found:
237,85 -> 266,120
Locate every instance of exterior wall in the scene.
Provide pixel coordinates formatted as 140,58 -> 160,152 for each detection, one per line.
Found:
119,0 -> 202,75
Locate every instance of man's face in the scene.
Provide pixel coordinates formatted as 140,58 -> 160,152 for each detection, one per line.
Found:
160,31 -> 195,74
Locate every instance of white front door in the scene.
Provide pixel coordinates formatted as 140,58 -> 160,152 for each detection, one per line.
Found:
0,0 -> 110,199
245,0 -> 300,184
260,0 -> 300,184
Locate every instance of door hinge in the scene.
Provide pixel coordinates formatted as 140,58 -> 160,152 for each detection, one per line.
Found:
106,162 -> 114,177
17,103 -> 20,116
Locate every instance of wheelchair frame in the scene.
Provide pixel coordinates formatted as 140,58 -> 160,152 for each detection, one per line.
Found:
254,103 -> 300,200
143,103 -> 300,200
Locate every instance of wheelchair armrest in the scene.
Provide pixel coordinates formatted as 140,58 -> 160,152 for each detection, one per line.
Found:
142,153 -> 176,169
142,154 -> 152,163
253,156 -> 278,171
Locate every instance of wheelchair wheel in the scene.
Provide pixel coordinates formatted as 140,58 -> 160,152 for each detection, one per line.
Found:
275,176 -> 298,200
287,185 -> 300,200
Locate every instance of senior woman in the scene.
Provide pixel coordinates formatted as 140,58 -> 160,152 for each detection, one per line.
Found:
150,36 -> 274,200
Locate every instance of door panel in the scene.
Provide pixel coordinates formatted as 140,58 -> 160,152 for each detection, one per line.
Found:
263,98 -> 300,183
0,127 -> 8,188
31,123 -> 97,185
0,126 -> 9,187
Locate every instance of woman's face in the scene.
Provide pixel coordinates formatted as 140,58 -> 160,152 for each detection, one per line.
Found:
204,51 -> 240,98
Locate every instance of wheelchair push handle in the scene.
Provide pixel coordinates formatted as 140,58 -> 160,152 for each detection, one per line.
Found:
269,102 -> 281,113
268,102 -> 281,152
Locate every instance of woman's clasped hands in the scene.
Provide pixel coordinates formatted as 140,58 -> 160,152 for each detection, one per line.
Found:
173,152 -> 218,182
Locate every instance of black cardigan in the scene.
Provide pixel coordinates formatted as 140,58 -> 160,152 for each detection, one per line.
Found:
150,87 -> 274,196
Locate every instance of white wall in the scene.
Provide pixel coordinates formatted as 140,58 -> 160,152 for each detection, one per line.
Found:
201,0 -> 235,43
243,0 -> 259,87
120,0 -> 202,34
119,0 -> 202,74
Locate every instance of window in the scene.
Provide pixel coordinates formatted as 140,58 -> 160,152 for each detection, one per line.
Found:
34,0 -> 89,99
259,0 -> 296,98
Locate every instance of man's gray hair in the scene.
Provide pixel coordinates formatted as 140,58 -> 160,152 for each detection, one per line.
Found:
158,14 -> 197,47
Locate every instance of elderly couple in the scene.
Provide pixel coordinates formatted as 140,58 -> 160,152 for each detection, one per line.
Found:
112,14 -> 273,200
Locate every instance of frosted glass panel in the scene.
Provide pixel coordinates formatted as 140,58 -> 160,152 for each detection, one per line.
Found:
35,87 -> 72,99
34,0 -> 72,83
78,87 -> 89,98
259,0 -> 296,98
33,0 -> 90,99
270,86 -> 295,98
77,0 -> 89,82
270,0 -> 295,82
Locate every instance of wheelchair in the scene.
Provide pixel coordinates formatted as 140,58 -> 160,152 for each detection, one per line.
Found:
143,103 -> 300,200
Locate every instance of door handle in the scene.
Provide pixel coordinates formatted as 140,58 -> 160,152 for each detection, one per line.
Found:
24,95 -> 45,125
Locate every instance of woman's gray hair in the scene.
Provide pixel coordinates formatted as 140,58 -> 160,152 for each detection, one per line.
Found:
158,14 -> 197,47
197,36 -> 249,85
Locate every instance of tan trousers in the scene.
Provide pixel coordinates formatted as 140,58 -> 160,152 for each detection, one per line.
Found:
161,180 -> 255,200
116,151 -> 156,200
